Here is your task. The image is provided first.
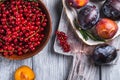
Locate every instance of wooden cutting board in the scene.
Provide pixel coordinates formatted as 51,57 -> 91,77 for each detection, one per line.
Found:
54,9 -> 120,80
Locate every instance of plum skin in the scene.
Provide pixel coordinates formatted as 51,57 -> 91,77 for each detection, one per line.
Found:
96,18 -> 118,39
66,0 -> 89,9
78,5 -> 99,30
93,44 -> 117,65
101,0 -> 120,20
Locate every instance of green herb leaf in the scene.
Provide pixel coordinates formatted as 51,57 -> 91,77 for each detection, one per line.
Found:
85,30 -> 105,41
74,19 -> 80,30
79,29 -> 88,40
74,20 -> 88,40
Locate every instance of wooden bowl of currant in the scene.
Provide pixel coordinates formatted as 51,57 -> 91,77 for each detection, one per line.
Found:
0,0 -> 52,60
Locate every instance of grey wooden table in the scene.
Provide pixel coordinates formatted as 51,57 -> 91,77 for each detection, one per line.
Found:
1,0 -> 120,80
0,0 -> 73,80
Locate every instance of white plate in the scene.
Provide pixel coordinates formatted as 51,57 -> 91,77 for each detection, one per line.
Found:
62,0 -> 120,45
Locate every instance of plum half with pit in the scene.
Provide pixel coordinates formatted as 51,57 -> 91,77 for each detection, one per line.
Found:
78,5 -> 99,30
96,18 -> 118,39
101,0 -> 120,20
66,0 -> 89,9
93,44 -> 117,65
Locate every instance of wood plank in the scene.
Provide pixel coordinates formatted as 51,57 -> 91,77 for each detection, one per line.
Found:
0,57 -> 32,80
54,10 -> 100,80
32,0 -> 73,80
53,1 -> 120,80
101,37 -> 120,80
1,0 -> 120,80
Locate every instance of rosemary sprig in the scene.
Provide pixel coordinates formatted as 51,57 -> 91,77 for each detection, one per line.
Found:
74,20 -> 105,42
79,29 -> 88,40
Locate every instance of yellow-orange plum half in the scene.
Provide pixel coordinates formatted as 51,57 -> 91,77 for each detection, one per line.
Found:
96,18 -> 118,39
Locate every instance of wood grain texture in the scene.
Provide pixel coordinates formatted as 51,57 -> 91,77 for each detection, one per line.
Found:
0,56 -> 32,80
101,37 -> 120,80
54,10 -> 100,80
54,2 -> 120,80
32,0 -> 73,80
0,0 -> 120,80
0,0 -> 73,80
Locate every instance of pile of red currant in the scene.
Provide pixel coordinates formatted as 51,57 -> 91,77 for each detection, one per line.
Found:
56,31 -> 70,52
0,0 -> 47,56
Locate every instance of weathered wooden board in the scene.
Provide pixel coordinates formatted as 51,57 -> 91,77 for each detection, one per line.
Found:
0,57 -> 32,80
0,0 -> 73,80
32,0 -> 73,80
0,0 -> 120,80
54,9 -> 99,80
54,7 -> 120,80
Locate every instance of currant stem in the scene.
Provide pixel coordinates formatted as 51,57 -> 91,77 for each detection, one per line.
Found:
40,15 -> 45,24
36,7 -> 41,11
23,5 -> 26,8
25,26 -> 40,40
0,50 -> 14,52
0,39 -> 5,43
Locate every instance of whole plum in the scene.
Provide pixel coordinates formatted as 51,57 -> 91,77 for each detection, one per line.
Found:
101,0 -> 120,20
93,44 -> 117,65
66,0 -> 89,9
78,5 -> 99,30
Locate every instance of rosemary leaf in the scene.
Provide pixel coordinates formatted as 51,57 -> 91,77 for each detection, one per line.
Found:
79,29 -> 88,40
85,30 -> 105,42
74,19 -> 80,30
85,30 -> 99,41
74,20 -> 88,40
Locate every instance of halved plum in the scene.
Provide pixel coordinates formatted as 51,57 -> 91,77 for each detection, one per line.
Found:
96,18 -> 118,39
66,0 -> 89,9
